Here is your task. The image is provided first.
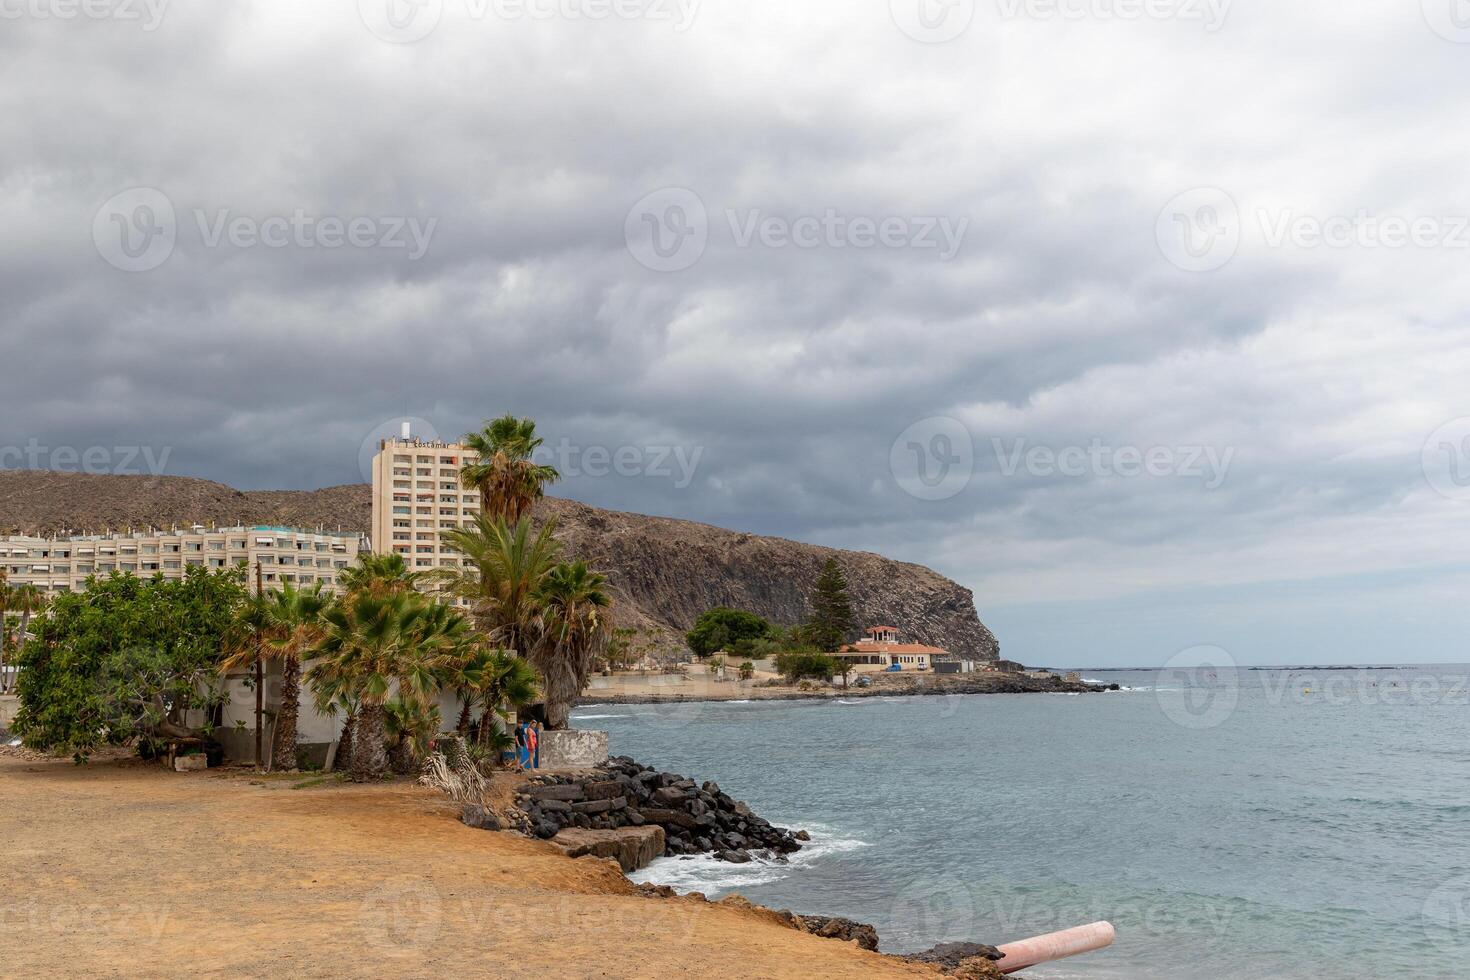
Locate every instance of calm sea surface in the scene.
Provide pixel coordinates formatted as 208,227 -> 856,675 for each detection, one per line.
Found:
573,665 -> 1470,979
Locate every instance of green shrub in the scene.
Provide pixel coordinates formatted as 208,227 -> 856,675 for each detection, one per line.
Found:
775,649 -> 840,682
685,608 -> 776,658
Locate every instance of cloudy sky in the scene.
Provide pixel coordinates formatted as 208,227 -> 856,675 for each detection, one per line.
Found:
4,0 -> 1470,666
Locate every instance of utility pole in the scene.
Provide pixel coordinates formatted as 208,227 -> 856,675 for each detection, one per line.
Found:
255,560 -> 264,771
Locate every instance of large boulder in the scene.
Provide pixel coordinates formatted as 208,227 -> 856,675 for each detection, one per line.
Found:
553,826 -> 667,872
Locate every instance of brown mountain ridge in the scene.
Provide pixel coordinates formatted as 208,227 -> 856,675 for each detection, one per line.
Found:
0,469 -> 1000,660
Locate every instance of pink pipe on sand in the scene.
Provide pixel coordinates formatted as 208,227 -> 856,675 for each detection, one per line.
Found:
995,921 -> 1115,973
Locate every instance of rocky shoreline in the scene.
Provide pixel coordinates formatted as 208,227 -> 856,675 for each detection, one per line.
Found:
465,755 -> 807,866
460,756 -> 1012,977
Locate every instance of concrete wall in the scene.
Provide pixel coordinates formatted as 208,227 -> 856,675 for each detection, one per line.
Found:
0,694 -> 18,730
213,665 -> 468,767
538,729 -> 608,770
583,674 -> 759,698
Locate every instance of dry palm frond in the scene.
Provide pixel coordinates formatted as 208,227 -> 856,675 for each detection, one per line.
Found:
419,735 -> 486,804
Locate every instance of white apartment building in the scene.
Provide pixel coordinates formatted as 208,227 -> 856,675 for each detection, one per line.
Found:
369,430 -> 481,576
0,525 -> 363,596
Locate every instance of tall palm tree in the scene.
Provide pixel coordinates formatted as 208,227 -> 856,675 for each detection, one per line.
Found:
437,515 -> 613,730
459,414 -> 561,524
438,514 -> 562,657
307,592 -> 461,781
534,560 -> 612,730
220,582 -> 329,771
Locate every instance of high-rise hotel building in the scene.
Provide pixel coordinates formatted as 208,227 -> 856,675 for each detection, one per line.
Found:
368,426 -> 481,574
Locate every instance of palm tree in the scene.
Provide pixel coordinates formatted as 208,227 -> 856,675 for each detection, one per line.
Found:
6,584 -> 44,691
438,514 -> 562,656
307,592 -> 462,781
441,637 -> 486,736
439,636 -> 532,738
311,678 -> 360,774
437,515 -> 613,730
337,552 -> 421,598
220,582 -> 328,771
459,414 -> 561,524
385,696 -> 442,774
0,572 -> 10,693
461,647 -> 540,750
534,560 -> 612,730
10,583 -> 43,649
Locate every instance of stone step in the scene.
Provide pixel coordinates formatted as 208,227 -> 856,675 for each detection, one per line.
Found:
553,825 -> 666,872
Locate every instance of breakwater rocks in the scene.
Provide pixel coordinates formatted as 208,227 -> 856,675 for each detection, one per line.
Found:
498,755 -> 806,869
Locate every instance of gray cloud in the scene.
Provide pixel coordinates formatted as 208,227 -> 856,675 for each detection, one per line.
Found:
3,1 -> 1469,664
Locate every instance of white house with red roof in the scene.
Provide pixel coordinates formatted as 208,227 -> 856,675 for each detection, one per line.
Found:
834,625 -> 949,673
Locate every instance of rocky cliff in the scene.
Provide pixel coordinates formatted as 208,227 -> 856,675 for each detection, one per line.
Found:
0,469 -> 999,660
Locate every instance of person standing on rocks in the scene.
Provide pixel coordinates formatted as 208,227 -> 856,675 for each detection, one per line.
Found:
527,722 -> 540,771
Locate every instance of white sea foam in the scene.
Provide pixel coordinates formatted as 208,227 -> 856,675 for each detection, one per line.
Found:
570,713 -> 629,720
627,823 -> 869,898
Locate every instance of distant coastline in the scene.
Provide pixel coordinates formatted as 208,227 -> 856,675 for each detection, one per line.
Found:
578,671 -> 1109,708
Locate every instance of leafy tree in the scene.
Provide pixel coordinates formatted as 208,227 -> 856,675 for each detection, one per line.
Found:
774,648 -> 840,683
804,558 -> 855,653
686,608 -> 775,658
13,567 -> 248,761
459,414 -> 561,524
738,660 -> 755,681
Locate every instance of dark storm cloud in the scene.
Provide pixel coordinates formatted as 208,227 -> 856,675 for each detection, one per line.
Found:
4,2 -> 1470,662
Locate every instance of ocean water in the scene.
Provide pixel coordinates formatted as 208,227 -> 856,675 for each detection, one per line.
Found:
572,665 -> 1470,980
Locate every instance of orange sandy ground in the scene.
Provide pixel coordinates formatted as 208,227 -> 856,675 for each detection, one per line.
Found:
0,754 -> 938,979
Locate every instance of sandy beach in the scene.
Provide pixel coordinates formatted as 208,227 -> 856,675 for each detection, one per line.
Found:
0,752 -> 942,979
